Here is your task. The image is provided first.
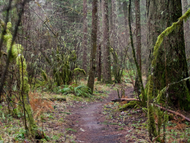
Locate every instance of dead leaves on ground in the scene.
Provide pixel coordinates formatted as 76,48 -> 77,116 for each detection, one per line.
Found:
29,92 -> 53,120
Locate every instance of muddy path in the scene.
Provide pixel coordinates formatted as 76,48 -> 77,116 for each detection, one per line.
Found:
66,87 -> 134,143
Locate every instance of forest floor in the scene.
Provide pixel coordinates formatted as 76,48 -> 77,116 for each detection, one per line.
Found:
1,81 -> 190,142
64,87 -> 148,143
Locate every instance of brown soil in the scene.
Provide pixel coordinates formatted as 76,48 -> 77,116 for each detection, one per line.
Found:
65,87 -> 136,143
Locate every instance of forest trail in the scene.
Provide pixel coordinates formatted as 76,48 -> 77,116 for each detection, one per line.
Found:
66,87 -> 134,143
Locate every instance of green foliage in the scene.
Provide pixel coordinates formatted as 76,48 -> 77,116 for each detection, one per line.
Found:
74,85 -> 92,97
111,48 -> 124,83
41,70 -> 48,82
155,87 -> 167,103
15,129 -> 26,140
145,7 -> 190,141
119,101 -> 139,111
60,85 -> 92,98
73,68 -> 86,75
147,75 -> 160,141
0,21 -> 39,138
43,49 -> 85,87
66,128 -> 77,132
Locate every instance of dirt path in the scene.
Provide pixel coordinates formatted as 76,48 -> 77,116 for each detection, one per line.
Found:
66,87 -> 134,143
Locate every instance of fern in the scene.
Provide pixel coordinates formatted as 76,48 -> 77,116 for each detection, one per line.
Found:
60,85 -> 91,98
74,85 -> 92,97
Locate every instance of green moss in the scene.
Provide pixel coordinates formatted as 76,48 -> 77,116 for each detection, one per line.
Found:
0,21 -> 39,138
73,68 -> 86,75
16,55 -> 27,72
7,22 -> 12,29
157,108 -> 162,137
4,34 -> 12,43
156,87 -> 167,103
152,8 -> 190,67
147,75 -> 160,141
69,50 -> 77,61
12,44 -> 23,58
0,19 -> 5,27
119,101 -> 139,111
41,70 -> 48,81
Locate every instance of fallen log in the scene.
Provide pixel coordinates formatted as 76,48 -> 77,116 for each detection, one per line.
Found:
111,98 -> 139,102
112,98 -> 190,122
155,104 -> 190,122
42,97 -> 66,102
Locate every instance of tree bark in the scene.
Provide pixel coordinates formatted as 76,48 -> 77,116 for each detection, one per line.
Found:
82,0 -> 88,73
102,0 -> 112,83
97,44 -> 102,81
97,0 -> 102,81
182,0 -> 190,58
108,0 -> 112,42
87,0 -> 98,93
123,1 -> 129,45
111,0 -> 117,50
129,0 -> 145,104
147,0 -> 190,110
135,0 -> 141,71
134,0 -> 141,95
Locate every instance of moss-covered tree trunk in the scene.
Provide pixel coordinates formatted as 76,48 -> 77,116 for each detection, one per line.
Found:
0,21 -> 39,138
147,0 -> 190,110
87,0 -> 98,93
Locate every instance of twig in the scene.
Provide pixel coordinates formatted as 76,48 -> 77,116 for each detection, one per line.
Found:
152,132 -> 165,142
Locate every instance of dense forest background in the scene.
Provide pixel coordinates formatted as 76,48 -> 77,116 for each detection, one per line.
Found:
1,0 -> 190,142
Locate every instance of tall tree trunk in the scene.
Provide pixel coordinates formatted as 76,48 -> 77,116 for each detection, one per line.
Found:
108,0 -> 112,41
182,0 -> 190,59
97,44 -> 102,81
147,0 -> 190,110
87,0 -> 98,93
134,0 -> 141,95
102,0 -> 112,83
111,0 -> 116,49
97,0 -> 102,81
82,0 -> 88,72
123,1 -> 129,45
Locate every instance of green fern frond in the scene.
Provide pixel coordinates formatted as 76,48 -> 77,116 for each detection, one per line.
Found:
41,70 -> 48,81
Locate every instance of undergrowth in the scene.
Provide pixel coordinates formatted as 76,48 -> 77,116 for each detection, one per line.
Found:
103,99 -> 190,143
0,78 -> 120,142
